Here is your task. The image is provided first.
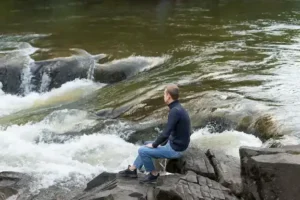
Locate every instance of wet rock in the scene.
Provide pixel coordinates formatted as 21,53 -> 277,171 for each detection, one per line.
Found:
123,91 -> 280,141
95,105 -> 133,119
240,145 -> 300,200
33,58 -> 89,92
262,138 -> 284,148
247,115 -> 282,141
27,184 -> 84,200
0,171 -> 31,199
94,64 -> 127,84
94,55 -> 165,84
0,62 -> 22,94
126,123 -> 164,144
166,147 -> 216,180
206,150 -> 242,196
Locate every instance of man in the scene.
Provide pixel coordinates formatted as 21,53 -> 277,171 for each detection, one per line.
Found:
118,84 -> 191,184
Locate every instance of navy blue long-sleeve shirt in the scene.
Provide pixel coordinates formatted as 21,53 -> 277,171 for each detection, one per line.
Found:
152,100 -> 191,151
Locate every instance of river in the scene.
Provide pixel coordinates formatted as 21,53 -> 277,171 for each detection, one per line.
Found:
0,0 -> 299,197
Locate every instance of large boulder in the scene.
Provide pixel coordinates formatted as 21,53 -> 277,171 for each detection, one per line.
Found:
166,148 -> 242,196
32,57 -> 92,92
240,145 -> 300,200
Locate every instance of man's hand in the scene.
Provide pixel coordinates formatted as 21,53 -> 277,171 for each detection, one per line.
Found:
145,143 -> 153,148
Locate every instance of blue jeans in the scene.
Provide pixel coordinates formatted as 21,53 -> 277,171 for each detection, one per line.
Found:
133,141 -> 183,172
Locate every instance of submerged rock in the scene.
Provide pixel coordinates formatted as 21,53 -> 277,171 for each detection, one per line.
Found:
123,91 -> 281,141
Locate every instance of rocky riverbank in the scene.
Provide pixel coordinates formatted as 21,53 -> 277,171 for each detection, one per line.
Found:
1,145 -> 299,200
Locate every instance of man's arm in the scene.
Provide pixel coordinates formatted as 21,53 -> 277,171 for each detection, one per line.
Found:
152,108 -> 179,148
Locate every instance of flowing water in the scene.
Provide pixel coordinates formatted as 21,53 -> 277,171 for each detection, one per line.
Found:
0,0 -> 300,196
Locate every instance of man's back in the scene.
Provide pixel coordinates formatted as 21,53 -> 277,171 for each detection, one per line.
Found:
169,101 -> 191,151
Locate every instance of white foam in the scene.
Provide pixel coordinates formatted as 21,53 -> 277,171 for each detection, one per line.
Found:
190,127 -> 263,157
0,79 -> 105,117
0,42 -> 38,55
19,58 -> 35,95
0,110 -> 138,192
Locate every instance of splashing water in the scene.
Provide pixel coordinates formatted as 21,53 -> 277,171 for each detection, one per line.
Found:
0,109 -> 138,192
39,72 -> 52,93
19,58 -> 35,95
0,79 -> 104,117
190,127 -> 263,157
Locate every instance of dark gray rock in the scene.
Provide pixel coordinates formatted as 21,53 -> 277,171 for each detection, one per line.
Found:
33,58 -> 89,92
72,172 -> 151,200
94,64 -> 127,84
240,145 -> 300,200
0,62 -> 22,94
72,171 -> 239,200
166,147 -> 216,180
239,146 -> 286,158
206,150 -> 242,196
154,171 -> 239,200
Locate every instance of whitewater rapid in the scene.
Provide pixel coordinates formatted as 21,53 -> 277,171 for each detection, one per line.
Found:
0,106 -> 264,192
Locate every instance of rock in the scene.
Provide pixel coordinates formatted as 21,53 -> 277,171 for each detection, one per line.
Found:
25,184 -> 84,200
94,55 -> 166,84
72,171 -> 239,200
72,172 -> 151,200
94,64 -> 127,84
0,61 -> 22,94
154,171 -> 239,200
240,145 -> 300,200
95,105 -> 133,119
0,171 -> 31,199
166,147 -> 216,180
206,150 -> 242,196
33,57 -> 90,92
239,146 -> 285,159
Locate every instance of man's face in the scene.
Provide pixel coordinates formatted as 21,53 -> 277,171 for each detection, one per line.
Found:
164,89 -> 170,104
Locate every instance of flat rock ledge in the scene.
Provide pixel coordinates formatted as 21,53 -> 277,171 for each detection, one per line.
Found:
71,171 -> 239,200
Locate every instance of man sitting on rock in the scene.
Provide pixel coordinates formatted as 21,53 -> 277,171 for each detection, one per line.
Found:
118,84 -> 191,184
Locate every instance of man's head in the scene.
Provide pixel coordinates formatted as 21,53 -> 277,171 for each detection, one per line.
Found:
164,84 -> 179,105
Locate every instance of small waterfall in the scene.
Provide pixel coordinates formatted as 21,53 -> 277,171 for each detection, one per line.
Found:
86,59 -> 96,80
19,58 -> 34,95
39,72 -> 51,93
